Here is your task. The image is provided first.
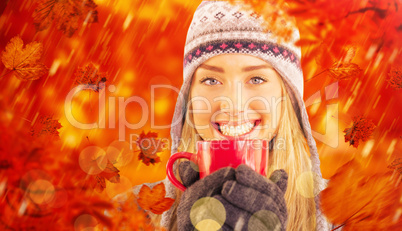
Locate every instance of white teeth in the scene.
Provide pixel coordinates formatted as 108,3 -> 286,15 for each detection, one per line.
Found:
220,122 -> 255,136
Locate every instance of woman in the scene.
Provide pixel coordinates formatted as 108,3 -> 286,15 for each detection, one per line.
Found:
159,1 -> 331,230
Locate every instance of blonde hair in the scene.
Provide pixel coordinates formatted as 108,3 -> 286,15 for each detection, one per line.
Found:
168,79 -> 317,231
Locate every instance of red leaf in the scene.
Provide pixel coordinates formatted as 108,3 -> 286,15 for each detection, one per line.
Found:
387,66 -> 402,90
87,160 -> 120,193
136,131 -> 164,166
74,63 -> 108,92
33,0 -> 98,37
343,116 -> 376,148
30,115 -> 62,139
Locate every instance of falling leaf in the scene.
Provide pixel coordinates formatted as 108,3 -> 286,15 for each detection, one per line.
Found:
344,116 -> 376,148
387,158 -> 402,175
30,115 -> 62,139
74,63 -> 108,92
136,131 -> 164,166
229,0 -> 295,42
328,62 -> 362,80
137,183 -> 175,215
33,0 -> 98,37
99,193 -> 159,231
321,159 -> 402,230
308,43 -> 361,82
387,66 -> 402,90
87,160 -> 120,193
1,36 -> 48,80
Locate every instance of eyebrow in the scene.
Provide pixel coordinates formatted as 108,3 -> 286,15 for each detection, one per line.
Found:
242,65 -> 272,72
198,64 -> 225,73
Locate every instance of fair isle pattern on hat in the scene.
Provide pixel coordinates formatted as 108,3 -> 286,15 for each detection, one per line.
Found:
162,1 -> 332,230
184,41 -> 301,68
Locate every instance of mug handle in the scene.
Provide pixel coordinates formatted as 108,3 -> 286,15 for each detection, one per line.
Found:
166,152 -> 195,192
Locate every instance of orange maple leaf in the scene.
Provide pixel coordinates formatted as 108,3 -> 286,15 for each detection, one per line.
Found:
33,0 -> 98,37
74,63 -> 108,92
321,159 -> 402,230
137,183 -> 175,215
1,36 -> 48,80
387,66 -> 402,90
30,115 -> 62,139
87,159 -> 120,193
343,116 -> 376,148
136,131 -> 164,166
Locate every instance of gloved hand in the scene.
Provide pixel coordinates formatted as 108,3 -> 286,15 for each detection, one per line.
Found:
216,164 -> 288,231
177,161 -> 236,231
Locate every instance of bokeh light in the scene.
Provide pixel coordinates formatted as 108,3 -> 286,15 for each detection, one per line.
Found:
190,197 -> 226,230
79,146 -> 107,175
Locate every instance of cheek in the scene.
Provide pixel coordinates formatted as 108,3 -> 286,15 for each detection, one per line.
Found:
247,96 -> 282,129
189,98 -> 214,128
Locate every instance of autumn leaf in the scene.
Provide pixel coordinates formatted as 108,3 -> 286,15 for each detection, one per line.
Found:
30,115 -> 62,139
387,66 -> 402,90
343,116 -> 376,148
387,158 -> 402,175
321,159 -> 402,230
74,63 -> 108,92
33,0 -> 98,37
99,193 -> 160,231
229,0 -> 295,42
136,131 -> 164,166
87,159 -> 120,193
137,183 -> 175,215
1,36 -> 48,80
327,62 -> 362,80
308,44 -> 361,82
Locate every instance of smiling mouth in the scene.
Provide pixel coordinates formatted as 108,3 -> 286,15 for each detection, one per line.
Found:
213,120 -> 261,137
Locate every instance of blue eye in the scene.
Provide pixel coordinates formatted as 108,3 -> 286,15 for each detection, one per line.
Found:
201,77 -> 222,86
248,77 -> 267,84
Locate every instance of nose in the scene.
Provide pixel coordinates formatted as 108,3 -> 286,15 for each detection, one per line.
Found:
219,81 -> 244,116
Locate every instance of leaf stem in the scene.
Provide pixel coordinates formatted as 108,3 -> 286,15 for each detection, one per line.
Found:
0,69 -> 13,78
305,69 -> 328,82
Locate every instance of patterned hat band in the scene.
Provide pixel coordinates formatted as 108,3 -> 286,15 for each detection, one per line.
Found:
183,39 -> 301,69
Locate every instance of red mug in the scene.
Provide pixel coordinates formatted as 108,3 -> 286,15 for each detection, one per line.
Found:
166,139 -> 270,191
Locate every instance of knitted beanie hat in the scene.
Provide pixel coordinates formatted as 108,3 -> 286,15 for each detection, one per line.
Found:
164,1 -> 330,229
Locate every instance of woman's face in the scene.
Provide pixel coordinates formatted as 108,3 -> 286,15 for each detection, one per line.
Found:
189,54 -> 283,141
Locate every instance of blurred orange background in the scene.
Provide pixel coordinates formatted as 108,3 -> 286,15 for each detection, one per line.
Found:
0,0 -> 401,200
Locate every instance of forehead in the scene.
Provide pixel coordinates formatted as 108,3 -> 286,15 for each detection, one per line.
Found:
201,53 -> 271,67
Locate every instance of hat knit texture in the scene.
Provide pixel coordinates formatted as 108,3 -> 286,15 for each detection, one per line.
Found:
159,1 -> 330,229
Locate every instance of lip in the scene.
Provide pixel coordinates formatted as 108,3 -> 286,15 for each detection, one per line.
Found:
211,120 -> 261,140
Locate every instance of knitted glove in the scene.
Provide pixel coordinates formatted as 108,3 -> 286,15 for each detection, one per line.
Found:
215,164 -> 288,231
178,160 -> 200,188
177,161 -> 236,231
